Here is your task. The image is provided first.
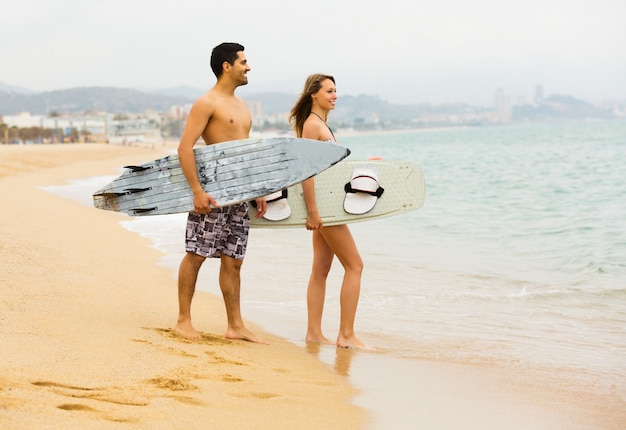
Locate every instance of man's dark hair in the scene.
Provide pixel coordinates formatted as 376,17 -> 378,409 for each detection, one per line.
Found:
210,42 -> 245,78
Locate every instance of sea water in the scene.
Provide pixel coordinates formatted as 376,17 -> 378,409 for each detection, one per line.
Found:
46,119 -> 626,402
338,120 -> 626,398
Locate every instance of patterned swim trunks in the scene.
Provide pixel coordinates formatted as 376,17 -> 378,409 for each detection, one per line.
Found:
184,202 -> 250,260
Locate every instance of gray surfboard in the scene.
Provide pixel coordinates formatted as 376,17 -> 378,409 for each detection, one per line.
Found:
92,137 -> 350,216
249,159 -> 426,228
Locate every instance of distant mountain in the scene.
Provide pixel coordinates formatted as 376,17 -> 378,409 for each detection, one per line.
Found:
244,92 -> 297,114
148,86 -> 442,121
241,91 -> 457,123
512,95 -> 613,120
0,87 -> 193,115
150,86 -> 206,100
0,84 -> 616,123
0,81 -> 34,95
150,87 -> 298,114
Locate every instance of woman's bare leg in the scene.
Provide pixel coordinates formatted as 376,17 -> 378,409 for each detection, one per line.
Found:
319,225 -> 367,349
305,230 -> 334,344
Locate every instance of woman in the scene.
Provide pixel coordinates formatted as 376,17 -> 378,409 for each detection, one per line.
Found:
289,74 -> 367,349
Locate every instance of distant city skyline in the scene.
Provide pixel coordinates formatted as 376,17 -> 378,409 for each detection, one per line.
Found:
3,0 -> 624,106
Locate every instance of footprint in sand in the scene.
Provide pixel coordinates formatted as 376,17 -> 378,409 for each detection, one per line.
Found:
32,381 -> 149,406
147,377 -> 197,391
147,327 -> 233,345
57,403 -> 98,411
205,351 -> 245,366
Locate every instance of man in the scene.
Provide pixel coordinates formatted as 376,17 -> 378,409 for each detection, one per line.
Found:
174,42 -> 268,344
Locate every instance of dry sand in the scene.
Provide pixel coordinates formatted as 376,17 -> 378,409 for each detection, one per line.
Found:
0,142 -> 365,429
1,142 -> 624,430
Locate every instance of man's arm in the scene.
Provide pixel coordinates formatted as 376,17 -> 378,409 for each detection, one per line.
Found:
178,98 -> 218,213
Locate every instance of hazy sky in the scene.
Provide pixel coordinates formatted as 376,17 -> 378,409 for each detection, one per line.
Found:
3,0 -> 624,106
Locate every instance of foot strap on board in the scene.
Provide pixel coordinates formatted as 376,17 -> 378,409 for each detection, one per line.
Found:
343,168 -> 384,215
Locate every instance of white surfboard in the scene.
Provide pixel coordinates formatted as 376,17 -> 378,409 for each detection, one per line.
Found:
249,159 -> 425,228
92,137 -> 350,216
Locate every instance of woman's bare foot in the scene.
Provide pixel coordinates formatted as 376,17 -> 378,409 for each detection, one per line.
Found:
337,334 -> 371,350
306,332 -> 335,345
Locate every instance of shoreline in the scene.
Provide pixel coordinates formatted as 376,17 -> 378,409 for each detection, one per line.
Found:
2,142 -> 625,429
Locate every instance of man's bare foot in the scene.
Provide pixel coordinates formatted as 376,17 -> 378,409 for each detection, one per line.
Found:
337,334 -> 371,350
173,320 -> 203,341
225,326 -> 269,345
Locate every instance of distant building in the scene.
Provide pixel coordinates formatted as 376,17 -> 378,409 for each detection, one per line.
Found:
494,88 -> 512,122
534,84 -> 544,105
2,112 -> 106,138
107,117 -> 162,144
2,111 -> 163,143
2,112 -> 42,128
247,101 -> 264,128
168,104 -> 191,119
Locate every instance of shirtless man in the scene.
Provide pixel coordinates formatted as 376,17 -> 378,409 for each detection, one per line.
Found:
174,42 -> 268,344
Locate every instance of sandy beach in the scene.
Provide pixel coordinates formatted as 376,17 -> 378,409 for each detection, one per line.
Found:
1,142 -> 625,430
0,142 -> 365,429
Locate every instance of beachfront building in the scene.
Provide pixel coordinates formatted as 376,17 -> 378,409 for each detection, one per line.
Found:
1,112 -> 108,143
1,111 -> 165,144
106,116 -> 162,144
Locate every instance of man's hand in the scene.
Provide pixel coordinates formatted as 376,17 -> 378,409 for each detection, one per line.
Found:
193,191 -> 218,214
253,197 -> 267,218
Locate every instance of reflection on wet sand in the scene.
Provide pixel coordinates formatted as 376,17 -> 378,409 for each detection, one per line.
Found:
306,342 -> 356,377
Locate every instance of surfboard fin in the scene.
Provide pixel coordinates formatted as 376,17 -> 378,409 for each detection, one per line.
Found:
122,187 -> 152,194
131,207 -> 157,214
124,165 -> 152,173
